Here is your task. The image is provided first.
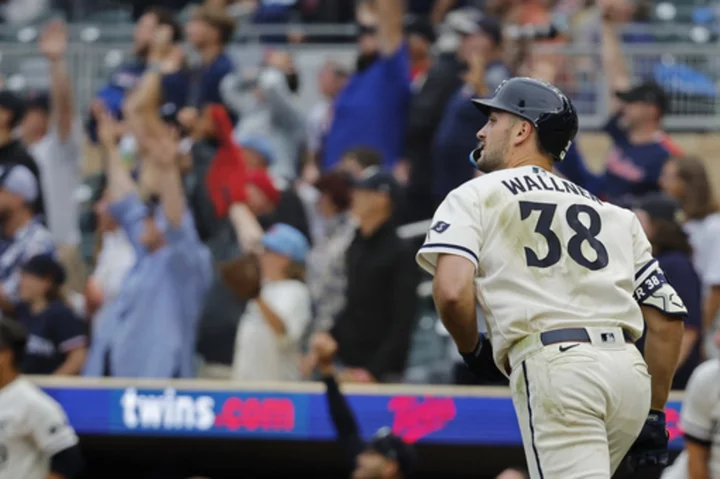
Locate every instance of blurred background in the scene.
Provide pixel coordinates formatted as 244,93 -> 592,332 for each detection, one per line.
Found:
0,0 -> 719,477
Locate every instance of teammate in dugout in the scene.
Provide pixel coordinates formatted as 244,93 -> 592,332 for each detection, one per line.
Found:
417,77 -> 686,479
0,318 -> 83,479
661,330 -> 720,479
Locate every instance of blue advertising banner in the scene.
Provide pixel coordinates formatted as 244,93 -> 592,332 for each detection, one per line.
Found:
40,383 -> 687,449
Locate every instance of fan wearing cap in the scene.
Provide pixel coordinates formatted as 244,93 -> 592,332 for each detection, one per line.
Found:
310,332 -> 416,479
632,193 -> 702,390
0,164 -> 55,314
0,318 -> 84,479
596,3 -> 683,200
331,169 -> 419,383
231,224 -> 312,381
15,254 -> 87,376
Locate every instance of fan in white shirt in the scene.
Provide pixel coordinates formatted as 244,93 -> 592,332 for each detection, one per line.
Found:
232,224 -> 312,381
0,319 -> 82,479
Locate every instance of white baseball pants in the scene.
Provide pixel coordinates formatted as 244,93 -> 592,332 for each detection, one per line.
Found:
507,327 -> 652,479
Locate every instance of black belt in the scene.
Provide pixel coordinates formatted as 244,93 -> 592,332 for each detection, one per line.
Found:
540,327 -> 634,346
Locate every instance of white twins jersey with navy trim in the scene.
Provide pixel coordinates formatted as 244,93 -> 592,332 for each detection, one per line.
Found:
417,165 -> 655,369
662,359 -> 720,479
0,378 -> 78,479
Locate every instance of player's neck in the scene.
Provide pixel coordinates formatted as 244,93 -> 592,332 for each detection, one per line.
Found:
508,155 -> 553,171
0,370 -> 19,390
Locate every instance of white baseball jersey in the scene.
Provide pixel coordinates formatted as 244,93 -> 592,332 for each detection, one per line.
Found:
662,359 -> 720,479
0,377 -> 78,479
417,165 -> 679,370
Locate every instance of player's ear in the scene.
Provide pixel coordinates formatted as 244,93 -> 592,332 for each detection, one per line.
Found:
512,119 -> 533,147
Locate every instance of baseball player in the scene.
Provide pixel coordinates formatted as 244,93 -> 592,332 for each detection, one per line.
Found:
417,77 -> 686,479
0,319 -> 83,479
661,330 -> 720,479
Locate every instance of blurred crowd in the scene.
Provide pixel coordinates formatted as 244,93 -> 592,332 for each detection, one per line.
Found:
0,0 -> 717,392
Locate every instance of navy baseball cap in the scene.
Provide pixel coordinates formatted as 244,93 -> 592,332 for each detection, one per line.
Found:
634,193 -> 684,223
22,254 -> 67,286
616,80 -> 669,115
353,167 -> 401,204
405,17 -> 436,44
0,90 -> 26,128
262,223 -> 309,264
24,91 -> 51,114
366,427 -> 416,477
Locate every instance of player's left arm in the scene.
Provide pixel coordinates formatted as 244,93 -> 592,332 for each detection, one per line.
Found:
632,214 -> 685,410
28,398 -> 83,478
627,215 -> 686,471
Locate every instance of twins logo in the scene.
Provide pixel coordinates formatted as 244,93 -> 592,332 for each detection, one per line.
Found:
388,396 -> 457,443
431,221 -> 451,234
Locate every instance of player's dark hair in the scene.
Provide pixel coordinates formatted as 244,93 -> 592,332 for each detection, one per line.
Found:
649,218 -> 692,257
146,6 -> 184,43
343,147 -> 383,169
0,318 -> 28,370
673,156 -> 719,220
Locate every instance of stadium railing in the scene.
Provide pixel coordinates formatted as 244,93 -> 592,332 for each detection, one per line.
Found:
0,35 -> 717,131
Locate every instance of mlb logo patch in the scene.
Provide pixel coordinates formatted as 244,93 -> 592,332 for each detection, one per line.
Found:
431,221 -> 450,233
601,332 -> 616,343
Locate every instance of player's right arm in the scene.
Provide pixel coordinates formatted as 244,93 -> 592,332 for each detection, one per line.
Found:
631,213 -> 686,410
417,187 -> 482,353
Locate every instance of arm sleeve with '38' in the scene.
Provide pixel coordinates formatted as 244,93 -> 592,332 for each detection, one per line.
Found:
631,216 -> 688,318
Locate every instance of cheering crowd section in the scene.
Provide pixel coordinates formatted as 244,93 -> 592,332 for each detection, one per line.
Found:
0,0 -> 717,391
0,0 -> 717,472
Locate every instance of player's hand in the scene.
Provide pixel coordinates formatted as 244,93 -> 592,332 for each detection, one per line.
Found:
460,334 -> 506,383
626,410 -> 669,473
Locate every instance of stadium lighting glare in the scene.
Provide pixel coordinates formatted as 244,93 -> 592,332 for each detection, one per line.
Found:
17,27 -> 37,43
656,2 -> 677,21
81,27 -> 101,43
6,74 -> 26,92
690,25 -> 711,44
105,50 -> 124,69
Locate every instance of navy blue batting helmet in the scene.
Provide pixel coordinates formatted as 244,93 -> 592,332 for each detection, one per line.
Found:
471,77 -> 579,163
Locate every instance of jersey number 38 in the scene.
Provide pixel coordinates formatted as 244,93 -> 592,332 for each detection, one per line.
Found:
519,201 -> 609,271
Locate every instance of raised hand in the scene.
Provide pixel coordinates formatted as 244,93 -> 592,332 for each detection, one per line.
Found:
39,19 -> 68,62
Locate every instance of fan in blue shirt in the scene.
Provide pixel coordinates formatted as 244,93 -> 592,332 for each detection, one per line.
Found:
322,0 -> 411,171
